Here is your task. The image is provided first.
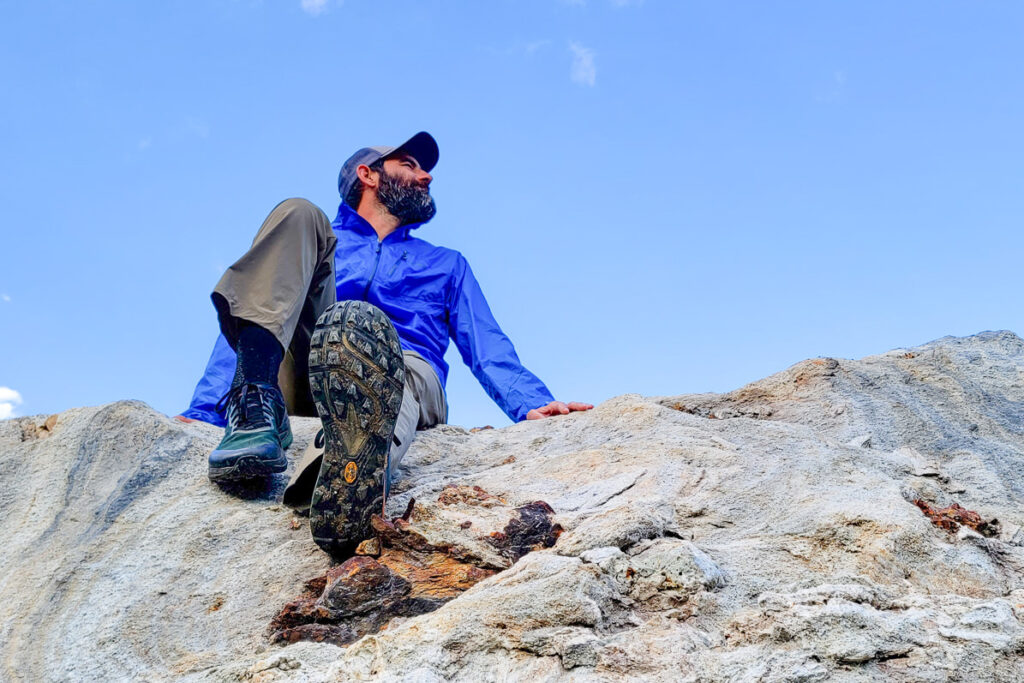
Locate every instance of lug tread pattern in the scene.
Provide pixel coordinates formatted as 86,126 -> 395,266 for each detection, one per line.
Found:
307,301 -> 404,555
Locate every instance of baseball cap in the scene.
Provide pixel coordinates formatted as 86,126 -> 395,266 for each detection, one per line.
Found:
337,131 -> 439,201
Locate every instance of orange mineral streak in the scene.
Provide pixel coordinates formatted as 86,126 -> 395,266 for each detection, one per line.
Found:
914,499 -> 998,536
269,486 -> 560,647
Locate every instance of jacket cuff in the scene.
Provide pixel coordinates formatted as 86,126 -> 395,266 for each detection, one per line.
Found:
180,406 -> 226,427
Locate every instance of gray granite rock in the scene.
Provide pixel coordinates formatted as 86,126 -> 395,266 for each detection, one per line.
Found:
2,331 -> 1024,681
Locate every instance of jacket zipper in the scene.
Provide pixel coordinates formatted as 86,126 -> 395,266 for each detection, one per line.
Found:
388,251 -> 408,278
363,241 -> 383,300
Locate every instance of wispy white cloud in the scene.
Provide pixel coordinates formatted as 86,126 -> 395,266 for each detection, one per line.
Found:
569,42 -> 596,87
1,294 -> 10,303
0,387 -> 23,419
301,0 -> 329,15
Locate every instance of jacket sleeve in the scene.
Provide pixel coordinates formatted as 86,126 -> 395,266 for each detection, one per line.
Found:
180,333 -> 236,426
447,257 -> 555,422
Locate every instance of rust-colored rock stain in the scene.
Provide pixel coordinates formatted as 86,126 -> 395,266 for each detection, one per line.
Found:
914,499 -> 999,537
269,486 -> 560,647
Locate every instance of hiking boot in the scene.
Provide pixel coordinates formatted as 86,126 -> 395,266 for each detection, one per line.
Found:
208,382 -> 292,481
307,301 -> 405,556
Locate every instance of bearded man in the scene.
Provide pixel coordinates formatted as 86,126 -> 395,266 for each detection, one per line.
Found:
179,132 -> 591,555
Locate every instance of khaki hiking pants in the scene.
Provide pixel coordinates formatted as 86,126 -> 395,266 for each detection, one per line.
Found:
211,198 -> 447,510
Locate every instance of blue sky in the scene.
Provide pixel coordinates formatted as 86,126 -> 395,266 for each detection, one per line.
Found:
2,1 -> 1022,427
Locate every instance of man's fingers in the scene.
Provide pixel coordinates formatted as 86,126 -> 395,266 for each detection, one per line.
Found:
526,401 -> 593,420
526,405 -> 555,420
551,401 -> 569,414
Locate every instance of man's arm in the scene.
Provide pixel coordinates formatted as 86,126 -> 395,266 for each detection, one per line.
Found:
447,257 -> 590,422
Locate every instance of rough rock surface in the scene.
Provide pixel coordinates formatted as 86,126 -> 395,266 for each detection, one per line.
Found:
3,331 -> 1024,681
267,491 -> 562,647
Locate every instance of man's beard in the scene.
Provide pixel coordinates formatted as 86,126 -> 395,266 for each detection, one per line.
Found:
377,168 -> 437,226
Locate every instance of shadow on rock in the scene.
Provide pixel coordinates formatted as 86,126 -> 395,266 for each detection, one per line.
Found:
213,476 -> 286,502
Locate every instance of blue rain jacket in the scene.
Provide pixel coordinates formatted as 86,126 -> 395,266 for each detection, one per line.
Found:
182,202 -> 554,425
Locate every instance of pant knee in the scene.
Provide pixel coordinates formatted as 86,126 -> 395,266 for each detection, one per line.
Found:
263,198 -> 332,245
275,198 -> 328,223
277,197 -> 314,213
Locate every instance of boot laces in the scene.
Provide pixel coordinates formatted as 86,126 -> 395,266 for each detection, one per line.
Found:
216,383 -> 277,432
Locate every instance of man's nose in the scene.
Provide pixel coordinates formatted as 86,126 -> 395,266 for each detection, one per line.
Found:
418,170 -> 432,185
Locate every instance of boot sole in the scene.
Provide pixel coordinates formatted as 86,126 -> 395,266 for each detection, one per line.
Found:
208,451 -> 288,482
207,431 -> 292,482
307,301 -> 405,556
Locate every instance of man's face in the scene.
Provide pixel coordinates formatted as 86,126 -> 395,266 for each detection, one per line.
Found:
375,152 -> 436,226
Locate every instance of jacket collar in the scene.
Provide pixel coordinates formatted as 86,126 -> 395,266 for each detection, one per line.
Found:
333,202 -> 421,241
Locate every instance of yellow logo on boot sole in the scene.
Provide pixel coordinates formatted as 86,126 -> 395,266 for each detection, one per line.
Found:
344,461 -> 358,483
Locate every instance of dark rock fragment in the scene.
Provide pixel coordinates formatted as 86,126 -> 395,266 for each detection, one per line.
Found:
321,556 -> 411,618
488,501 -> 563,562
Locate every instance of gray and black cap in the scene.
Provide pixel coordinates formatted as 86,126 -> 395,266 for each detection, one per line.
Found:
337,131 -> 439,201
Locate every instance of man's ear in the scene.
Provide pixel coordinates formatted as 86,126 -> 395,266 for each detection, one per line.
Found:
356,163 -> 378,189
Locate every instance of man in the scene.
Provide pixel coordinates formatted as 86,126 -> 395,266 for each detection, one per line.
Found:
181,132 -> 591,555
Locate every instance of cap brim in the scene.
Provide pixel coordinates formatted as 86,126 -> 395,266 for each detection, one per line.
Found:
391,131 -> 439,172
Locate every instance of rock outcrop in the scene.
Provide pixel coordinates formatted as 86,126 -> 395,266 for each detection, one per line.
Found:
3,331 -> 1024,681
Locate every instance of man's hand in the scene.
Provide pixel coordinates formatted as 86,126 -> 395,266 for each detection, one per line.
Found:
174,415 -> 197,424
526,401 -> 594,420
